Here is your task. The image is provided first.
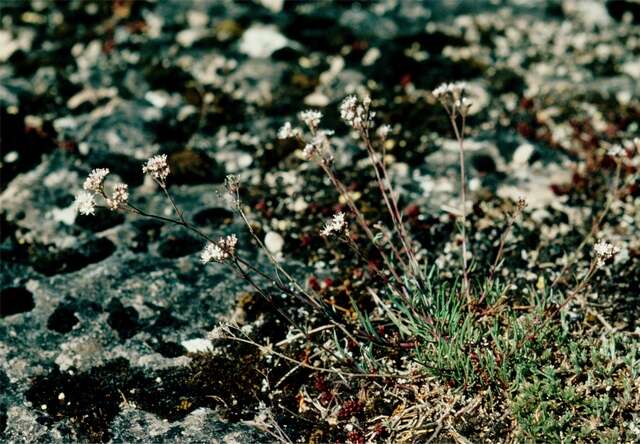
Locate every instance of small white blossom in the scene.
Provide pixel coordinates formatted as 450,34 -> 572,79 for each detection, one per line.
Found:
83,168 -> 110,193
302,130 -> 334,162
624,138 -> 640,153
593,240 -> 619,267
339,94 -> 374,131
320,211 -> 347,236
201,234 -> 238,264
208,324 -> 229,341
298,110 -> 323,131
106,183 -> 129,210
142,154 -> 170,183
376,124 -> 391,140
73,191 -> 96,216
302,143 -> 317,159
607,144 -> 624,157
277,121 -> 300,139
433,81 -> 472,115
432,81 -> 467,100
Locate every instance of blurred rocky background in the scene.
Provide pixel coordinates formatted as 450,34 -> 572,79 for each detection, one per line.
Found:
1,0 -> 639,441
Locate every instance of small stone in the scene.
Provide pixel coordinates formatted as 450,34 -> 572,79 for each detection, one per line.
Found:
239,24 -> 288,58
264,231 -> 284,254
512,143 -> 534,166
181,338 -> 213,353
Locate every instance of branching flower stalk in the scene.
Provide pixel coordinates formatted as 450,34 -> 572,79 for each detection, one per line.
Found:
297,128 -> 409,289
341,96 -> 421,281
223,176 -> 378,345
75,160 -> 396,369
286,99 -> 422,300
516,240 -> 620,350
225,176 -> 318,300
433,82 -> 473,302
76,167 -> 305,317
550,152 -> 625,288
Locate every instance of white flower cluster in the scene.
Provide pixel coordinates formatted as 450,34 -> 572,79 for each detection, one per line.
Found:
607,144 -> 624,157
376,124 -> 391,140
339,94 -> 374,131
83,168 -> 109,193
75,168 -> 132,216
302,130 -> 334,161
625,137 -> 640,152
298,109 -> 323,131
142,154 -> 170,183
609,138 -> 640,157
106,183 -> 129,210
208,323 -> 230,341
277,121 -> 301,139
320,211 -> 347,236
432,81 -> 472,113
73,191 -> 96,216
592,240 -> 619,267
201,234 -> 238,264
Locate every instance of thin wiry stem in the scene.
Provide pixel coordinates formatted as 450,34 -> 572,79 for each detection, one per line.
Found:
231,258 -> 359,369
318,162 -> 409,292
478,204 -> 524,305
550,160 -> 622,288
225,331 -> 410,379
362,126 -> 417,265
160,183 -> 186,225
448,112 -> 471,302
361,131 -> 414,274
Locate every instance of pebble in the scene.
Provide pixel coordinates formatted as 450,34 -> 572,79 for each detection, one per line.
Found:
239,24 -> 288,58
181,338 -> 213,353
264,231 -> 284,254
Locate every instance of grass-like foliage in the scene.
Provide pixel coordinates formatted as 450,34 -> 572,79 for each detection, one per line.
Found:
383,271 -> 639,440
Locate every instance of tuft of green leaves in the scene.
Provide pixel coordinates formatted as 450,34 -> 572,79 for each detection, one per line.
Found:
371,268 -> 640,441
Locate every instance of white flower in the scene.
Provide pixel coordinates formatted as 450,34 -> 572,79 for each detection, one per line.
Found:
624,137 -> 640,153
339,95 -> 373,131
624,138 -> 640,153
201,234 -> 238,264
83,168 -> 110,193
277,121 -> 300,139
340,95 -> 358,121
593,240 -> 619,267
302,130 -> 334,161
73,191 -> 96,216
302,143 -> 317,159
320,211 -> 347,236
142,154 -> 170,183
432,81 -> 466,100
433,82 -> 470,114
106,183 -> 129,210
607,144 -> 624,157
376,124 -> 391,140
208,324 -> 229,341
298,110 -> 323,130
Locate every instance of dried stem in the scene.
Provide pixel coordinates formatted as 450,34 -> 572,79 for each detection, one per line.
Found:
447,111 -> 471,302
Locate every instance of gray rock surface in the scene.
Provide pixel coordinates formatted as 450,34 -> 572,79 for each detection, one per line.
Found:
1,0 -> 638,441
